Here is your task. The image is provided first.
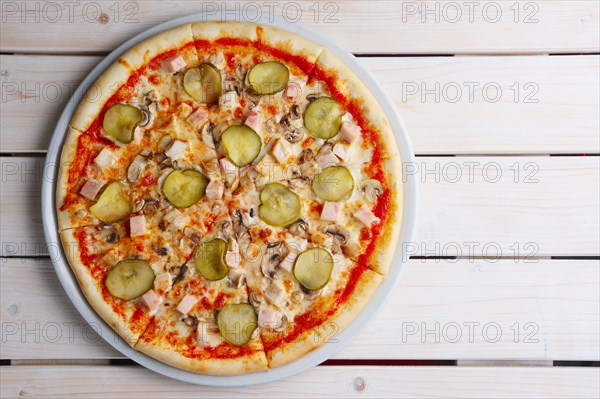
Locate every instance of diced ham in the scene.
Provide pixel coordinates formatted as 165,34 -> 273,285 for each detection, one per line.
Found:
129,215 -> 147,237
258,308 -> 280,328
94,147 -> 116,169
265,284 -> 286,304
219,157 -> 238,176
244,107 -> 262,132
219,91 -> 239,111
285,237 -> 307,253
316,150 -> 339,168
354,205 -> 381,227
187,107 -> 209,127
161,55 -> 187,73
80,179 -> 103,200
165,140 -> 187,160
333,141 -> 353,162
142,289 -> 162,315
271,138 -> 290,163
154,272 -> 172,295
321,202 -> 343,222
176,294 -> 198,314
284,83 -> 300,100
340,121 -> 361,143
205,179 -> 224,200
225,250 -> 240,268
280,251 -> 297,273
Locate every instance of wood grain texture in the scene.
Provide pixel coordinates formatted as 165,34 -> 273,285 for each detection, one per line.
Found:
2,54 -> 599,154
0,1 -> 598,54
2,157 -> 598,257
2,258 -> 598,360
1,365 -> 599,398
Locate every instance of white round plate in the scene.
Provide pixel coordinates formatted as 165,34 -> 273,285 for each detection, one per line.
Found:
42,11 -> 418,386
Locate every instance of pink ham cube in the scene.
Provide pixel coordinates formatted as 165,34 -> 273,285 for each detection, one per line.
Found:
80,180 -> 103,200
258,308 -> 280,328
176,294 -> 198,314
187,107 -> 209,127
142,289 -> 162,314
316,150 -> 339,169
129,215 -> 147,237
279,251 -> 297,273
205,179 -> 224,200
162,56 -> 187,73
284,83 -> 300,100
244,108 -> 262,132
321,202 -> 343,222
354,205 -> 381,227
340,121 -> 361,143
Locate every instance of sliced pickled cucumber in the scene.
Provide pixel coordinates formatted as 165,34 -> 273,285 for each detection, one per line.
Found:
105,259 -> 155,300
258,183 -> 301,227
248,61 -> 289,95
102,103 -> 143,144
304,97 -> 344,139
311,165 -> 354,202
89,181 -> 132,223
217,303 -> 258,346
194,238 -> 229,281
162,169 -> 208,208
183,63 -> 222,104
293,248 -> 333,291
221,125 -> 262,167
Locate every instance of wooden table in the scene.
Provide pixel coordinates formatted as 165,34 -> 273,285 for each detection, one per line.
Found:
1,1 -> 599,397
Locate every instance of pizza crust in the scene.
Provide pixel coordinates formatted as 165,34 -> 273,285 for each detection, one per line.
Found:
265,267 -> 383,368
135,336 -> 268,376
56,127 -> 85,231
59,229 -> 148,346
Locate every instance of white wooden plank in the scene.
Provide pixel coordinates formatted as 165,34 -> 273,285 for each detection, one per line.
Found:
2,54 -> 599,154
1,258 -> 598,360
2,157 -> 598,257
0,1 -> 598,54
1,365 -> 598,398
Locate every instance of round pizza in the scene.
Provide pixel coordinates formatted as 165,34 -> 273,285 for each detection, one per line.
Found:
56,22 -> 402,375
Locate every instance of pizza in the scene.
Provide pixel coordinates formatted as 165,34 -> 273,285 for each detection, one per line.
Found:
56,21 -> 402,375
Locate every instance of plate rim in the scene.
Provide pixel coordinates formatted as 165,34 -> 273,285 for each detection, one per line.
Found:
41,11 -> 418,387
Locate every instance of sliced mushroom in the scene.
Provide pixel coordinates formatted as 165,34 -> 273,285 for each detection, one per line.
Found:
274,314 -> 288,332
249,291 -> 262,308
223,77 -> 241,95
290,104 -> 301,120
182,315 -> 197,327
279,115 -> 290,127
200,122 -> 217,150
265,117 -> 279,135
325,225 -> 350,255
142,198 -> 159,215
284,127 -> 304,143
227,269 -> 247,288
261,241 -> 285,279
232,209 -> 250,237
133,199 -> 145,213
235,64 -> 246,82
298,149 -> 314,164
153,246 -> 168,256
287,218 -> 309,239
157,134 -> 173,152
127,154 -> 149,182
359,179 -> 384,203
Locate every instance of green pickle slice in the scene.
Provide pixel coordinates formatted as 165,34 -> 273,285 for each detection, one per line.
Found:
102,103 -> 143,144
90,181 -> 132,223
217,303 -> 258,346
162,169 -> 208,208
105,259 -> 155,300
304,97 -> 344,139
311,165 -> 355,202
221,125 -> 262,167
258,183 -> 301,227
248,61 -> 289,95
293,248 -> 334,291
183,63 -> 222,104
194,238 -> 229,281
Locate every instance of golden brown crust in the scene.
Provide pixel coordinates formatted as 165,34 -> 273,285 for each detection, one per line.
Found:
135,337 -> 268,375
59,229 -> 145,346
265,268 -> 383,368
